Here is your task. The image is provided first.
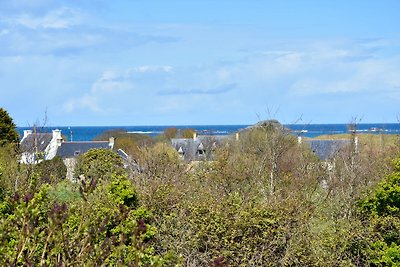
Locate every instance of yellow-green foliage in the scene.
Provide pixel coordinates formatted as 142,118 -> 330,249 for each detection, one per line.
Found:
94,129 -> 155,160
2,108 -> 400,266
310,133 -> 399,151
180,128 -> 196,139
0,148 -> 180,266
354,158 -> 400,265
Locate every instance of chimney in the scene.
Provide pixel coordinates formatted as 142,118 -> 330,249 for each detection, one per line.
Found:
235,132 -> 240,141
298,136 -> 302,144
109,137 -> 115,149
23,130 -> 32,139
193,132 -> 197,141
354,136 -> 359,153
52,129 -> 63,145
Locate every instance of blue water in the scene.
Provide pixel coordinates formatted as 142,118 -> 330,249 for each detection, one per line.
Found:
17,123 -> 400,141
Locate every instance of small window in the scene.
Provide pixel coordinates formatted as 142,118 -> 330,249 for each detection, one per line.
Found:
74,150 -> 81,156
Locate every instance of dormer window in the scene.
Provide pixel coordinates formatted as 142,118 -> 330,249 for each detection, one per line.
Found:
197,143 -> 205,157
74,150 -> 81,156
178,146 -> 185,159
211,142 -> 217,151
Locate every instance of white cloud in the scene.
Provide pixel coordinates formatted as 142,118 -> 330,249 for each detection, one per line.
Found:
128,65 -> 173,74
0,29 -> 9,36
1,0 -> 52,10
10,7 -> 82,29
63,94 -> 100,113
91,70 -> 132,93
159,83 -> 236,95
217,68 -> 231,81
226,39 -> 399,99
289,52 -> 400,96
63,66 -> 172,113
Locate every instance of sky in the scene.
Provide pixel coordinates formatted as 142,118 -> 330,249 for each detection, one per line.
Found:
1,0 -> 400,126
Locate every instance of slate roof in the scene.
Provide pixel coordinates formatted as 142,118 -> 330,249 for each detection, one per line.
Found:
171,135 -> 228,161
56,141 -> 110,158
20,133 -> 53,153
117,149 -> 129,161
305,139 -> 350,160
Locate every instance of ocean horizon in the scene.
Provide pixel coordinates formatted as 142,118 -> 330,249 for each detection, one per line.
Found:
16,123 -> 400,142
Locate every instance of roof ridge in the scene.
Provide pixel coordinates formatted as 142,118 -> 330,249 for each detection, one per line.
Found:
63,141 -> 109,143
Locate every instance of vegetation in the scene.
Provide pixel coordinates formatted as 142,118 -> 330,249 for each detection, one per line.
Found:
0,108 -> 399,266
309,133 -> 399,151
0,108 -> 19,146
180,128 -> 196,139
163,127 -> 178,140
0,148 -> 179,266
94,129 -> 155,160
356,158 -> 400,265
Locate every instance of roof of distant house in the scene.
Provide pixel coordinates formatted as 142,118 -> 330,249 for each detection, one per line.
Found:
171,135 -> 228,161
117,148 -> 129,161
306,139 -> 350,160
56,141 -> 110,158
20,132 -> 53,152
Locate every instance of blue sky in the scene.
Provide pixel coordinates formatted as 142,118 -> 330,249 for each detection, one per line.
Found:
1,0 -> 399,126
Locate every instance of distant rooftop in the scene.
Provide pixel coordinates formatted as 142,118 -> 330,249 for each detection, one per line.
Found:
305,139 -> 350,160
56,141 -> 110,158
20,132 -> 53,152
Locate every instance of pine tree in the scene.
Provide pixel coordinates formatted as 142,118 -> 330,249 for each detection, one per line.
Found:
0,108 -> 19,146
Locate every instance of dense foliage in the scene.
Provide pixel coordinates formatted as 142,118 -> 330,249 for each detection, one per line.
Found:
356,158 -> 400,265
0,107 -> 19,146
0,148 -> 179,266
132,125 -> 399,266
0,109 -> 399,266
93,129 -> 154,160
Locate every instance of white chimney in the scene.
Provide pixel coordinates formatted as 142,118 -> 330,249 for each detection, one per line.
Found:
298,136 -> 302,144
52,129 -> 63,145
109,137 -> 115,149
193,132 -> 197,141
354,136 -> 359,153
23,130 -> 32,140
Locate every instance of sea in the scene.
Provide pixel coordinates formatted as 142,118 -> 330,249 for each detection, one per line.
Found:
17,123 -> 400,142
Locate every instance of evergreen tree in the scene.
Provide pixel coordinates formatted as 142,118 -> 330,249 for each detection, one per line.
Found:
0,108 -> 19,146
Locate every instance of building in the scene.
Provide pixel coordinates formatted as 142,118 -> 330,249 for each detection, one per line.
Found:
305,139 -> 351,161
20,129 -> 114,179
171,133 -> 229,161
20,129 -> 62,164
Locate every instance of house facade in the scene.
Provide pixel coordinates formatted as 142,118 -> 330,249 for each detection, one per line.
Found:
20,129 -> 63,163
20,129 -> 114,179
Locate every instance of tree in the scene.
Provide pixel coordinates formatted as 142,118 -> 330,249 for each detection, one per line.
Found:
94,129 -> 154,160
163,127 -> 177,140
35,156 -> 67,185
180,128 -> 196,139
0,108 -> 19,146
353,157 -> 400,266
74,149 -> 126,193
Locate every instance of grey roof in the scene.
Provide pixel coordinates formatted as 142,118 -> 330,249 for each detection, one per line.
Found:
116,149 -> 142,172
117,149 -> 129,161
56,141 -> 110,158
20,133 -> 52,153
305,139 -> 350,160
171,135 -> 228,161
